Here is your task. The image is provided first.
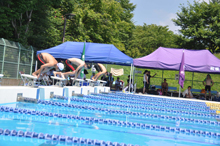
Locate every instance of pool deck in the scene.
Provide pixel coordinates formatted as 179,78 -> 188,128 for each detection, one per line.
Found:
0,85 -> 219,106
0,86 -> 110,104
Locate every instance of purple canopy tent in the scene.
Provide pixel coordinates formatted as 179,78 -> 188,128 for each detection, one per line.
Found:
133,47 -> 220,95
134,47 -> 220,73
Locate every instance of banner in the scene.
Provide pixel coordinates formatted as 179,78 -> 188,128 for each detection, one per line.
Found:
110,68 -> 124,76
179,51 -> 185,88
80,41 -> 86,78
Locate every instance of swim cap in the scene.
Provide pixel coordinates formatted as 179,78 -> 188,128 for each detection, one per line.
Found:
57,63 -> 64,71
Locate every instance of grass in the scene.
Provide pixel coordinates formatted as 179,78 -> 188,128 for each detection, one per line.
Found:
85,54 -> 220,92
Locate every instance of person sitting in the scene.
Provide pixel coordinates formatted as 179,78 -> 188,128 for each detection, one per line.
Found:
115,77 -> 121,91
123,75 -> 133,92
32,53 -> 64,79
203,74 -> 214,100
90,72 -> 95,79
182,86 -> 193,98
161,78 -> 168,95
91,63 -> 107,81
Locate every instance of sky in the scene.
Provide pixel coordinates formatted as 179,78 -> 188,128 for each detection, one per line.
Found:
129,0 -> 210,33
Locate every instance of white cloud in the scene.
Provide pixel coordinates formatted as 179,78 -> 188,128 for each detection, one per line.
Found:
159,13 -> 180,34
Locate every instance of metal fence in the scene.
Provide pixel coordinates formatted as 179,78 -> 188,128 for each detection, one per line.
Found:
0,38 -> 36,79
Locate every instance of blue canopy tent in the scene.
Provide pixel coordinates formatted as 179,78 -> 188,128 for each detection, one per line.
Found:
37,42 -> 133,65
36,42 -> 134,92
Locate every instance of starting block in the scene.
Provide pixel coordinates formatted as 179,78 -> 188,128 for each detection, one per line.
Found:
86,79 -> 106,87
98,80 -> 107,86
71,78 -> 84,86
51,76 -> 66,87
20,74 -> 39,87
0,74 -> 3,86
86,79 -> 97,87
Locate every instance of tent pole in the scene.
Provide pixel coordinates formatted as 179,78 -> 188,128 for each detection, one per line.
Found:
162,70 -> 164,83
192,72 -> 194,88
129,64 -> 132,93
35,60 -> 38,72
133,65 -> 135,93
179,85 -> 181,97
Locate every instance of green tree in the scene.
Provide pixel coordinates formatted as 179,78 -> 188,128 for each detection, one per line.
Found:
0,0 -> 62,46
173,0 -> 220,52
62,0 -> 135,52
126,24 -> 179,58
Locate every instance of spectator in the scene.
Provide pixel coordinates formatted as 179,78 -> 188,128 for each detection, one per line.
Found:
107,73 -> 114,88
161,78 -> 168,95
147,71 -> 156,92
90,72 -> 95,79
115,77 -> 121,91
123,75 -> 133,92
182,86 -> 193,98
203,74 -> 214,100
143,70 -> 148,94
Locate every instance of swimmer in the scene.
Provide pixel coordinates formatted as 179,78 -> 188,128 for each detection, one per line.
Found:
92,63 -> 107,81
32,53 -> 64,79
54,58 -> 90,81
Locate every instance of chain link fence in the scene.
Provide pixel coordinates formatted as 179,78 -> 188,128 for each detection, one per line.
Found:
0,38 -> 36,79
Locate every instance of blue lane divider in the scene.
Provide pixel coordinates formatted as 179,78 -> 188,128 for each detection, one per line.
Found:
67,98 -> 219,119
102,93 -> 208,107
91,94 -> 210,110
10,97 -> 220,126
2,104 -> 220,128
13,96 -> 220,121
95,93 -> 207,108
0,128 -> 135,146
0,107 -> 220,139
83,95 -> 215,113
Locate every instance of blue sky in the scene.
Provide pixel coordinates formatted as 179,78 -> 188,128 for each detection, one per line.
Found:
129,0 -> 209,33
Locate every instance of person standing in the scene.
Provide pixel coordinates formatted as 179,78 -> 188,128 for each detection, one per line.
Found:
107,73 -> 114,88
115,77 -> 121,91
143,70 -> 148,94
147,71 -> 157,92
203,74 -> 214,100
161,79 -> 168,95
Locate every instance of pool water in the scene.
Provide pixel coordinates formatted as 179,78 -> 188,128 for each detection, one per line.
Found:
0,93 -> 220,146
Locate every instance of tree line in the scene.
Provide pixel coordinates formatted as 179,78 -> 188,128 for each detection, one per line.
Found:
1,0 -> 220,58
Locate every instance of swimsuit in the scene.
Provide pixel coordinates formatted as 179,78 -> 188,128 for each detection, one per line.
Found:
94,64 -> 102,72
65,60 -> 77,72
37,53 -> 46,69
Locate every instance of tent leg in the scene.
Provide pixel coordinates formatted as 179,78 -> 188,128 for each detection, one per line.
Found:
133,65 -> 135,93
128,64 -> 132,93
179,85 -> 181,97
162,70 -> 164,83
35,60 -> 38,72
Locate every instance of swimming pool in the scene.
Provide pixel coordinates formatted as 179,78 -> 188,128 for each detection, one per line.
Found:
0,93 -> 220,146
